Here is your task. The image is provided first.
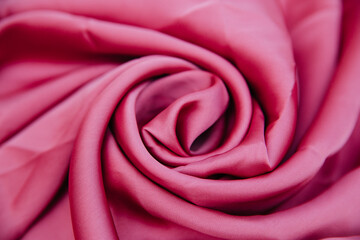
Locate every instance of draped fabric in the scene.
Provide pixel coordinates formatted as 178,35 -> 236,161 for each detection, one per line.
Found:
0,0 -> 359,239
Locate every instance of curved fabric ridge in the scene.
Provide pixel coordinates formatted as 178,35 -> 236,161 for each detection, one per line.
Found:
0,0 -> 359,239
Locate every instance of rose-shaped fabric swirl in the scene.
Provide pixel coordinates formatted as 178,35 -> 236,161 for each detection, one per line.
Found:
0,0 -> 360,239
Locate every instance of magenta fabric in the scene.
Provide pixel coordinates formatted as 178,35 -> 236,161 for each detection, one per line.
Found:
0,0 -> 360,239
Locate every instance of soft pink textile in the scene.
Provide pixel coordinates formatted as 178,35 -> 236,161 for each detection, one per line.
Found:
0,0 -> 359,239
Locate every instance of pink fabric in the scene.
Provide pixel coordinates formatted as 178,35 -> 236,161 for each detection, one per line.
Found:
0,0 -> 359,239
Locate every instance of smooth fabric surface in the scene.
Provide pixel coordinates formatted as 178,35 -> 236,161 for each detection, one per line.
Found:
0,0 -> 359,239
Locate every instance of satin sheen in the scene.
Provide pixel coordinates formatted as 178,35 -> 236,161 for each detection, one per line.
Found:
0,0 -> 359,239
